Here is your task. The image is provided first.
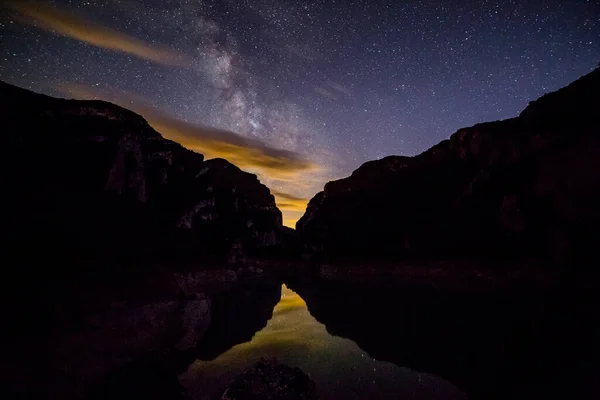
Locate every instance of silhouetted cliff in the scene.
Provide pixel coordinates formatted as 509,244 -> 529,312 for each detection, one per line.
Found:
0,81 -> 284,267
297,67 -> 600,266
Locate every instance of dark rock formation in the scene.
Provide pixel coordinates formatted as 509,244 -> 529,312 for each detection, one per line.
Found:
0,80 -> 283,267
297,67 -> 600,265
213,358 -> 318,400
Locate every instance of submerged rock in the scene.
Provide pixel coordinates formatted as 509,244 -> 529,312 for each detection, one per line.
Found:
215,358 -> 318,400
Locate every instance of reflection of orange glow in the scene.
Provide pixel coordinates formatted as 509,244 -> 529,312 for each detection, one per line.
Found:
185,285 -> 328,374
182,285 -> 457,399
6,1 -> 190,66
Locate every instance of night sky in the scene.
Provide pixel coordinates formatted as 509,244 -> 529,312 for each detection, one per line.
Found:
1,0 -> 599,226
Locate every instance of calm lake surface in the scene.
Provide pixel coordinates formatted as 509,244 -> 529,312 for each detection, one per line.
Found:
180,284 -> 466,399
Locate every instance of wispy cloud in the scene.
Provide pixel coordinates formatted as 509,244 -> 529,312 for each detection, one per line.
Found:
5,1 -> 191,66
314,86 -> 340,101
326,81 -> 352,96
315,81 -> 352,101
283,43 -> 324,62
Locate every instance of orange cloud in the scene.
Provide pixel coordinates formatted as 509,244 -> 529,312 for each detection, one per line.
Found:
6,1 -> 191,66
146,114 -> 317,177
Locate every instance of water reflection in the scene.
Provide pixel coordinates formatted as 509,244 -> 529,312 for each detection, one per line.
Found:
291,280 -> 600,400
181,285 -> 465,400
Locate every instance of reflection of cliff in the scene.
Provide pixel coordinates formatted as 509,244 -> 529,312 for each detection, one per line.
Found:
290,280 -> 600,399
86,282 -> 282,399
3,278 -> 282,400
195,283 -> 282,360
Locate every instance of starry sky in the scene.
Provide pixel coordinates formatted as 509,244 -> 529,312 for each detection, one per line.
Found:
1,0 -> 599,227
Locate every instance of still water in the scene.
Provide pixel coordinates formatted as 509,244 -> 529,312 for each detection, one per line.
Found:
180,284 -> 466,399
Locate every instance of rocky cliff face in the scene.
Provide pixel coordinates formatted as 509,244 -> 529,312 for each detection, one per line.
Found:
0,81 -> 283,266
297,67 -> 600,265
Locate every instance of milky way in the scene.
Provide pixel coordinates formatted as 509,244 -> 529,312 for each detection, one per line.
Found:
1,0 -> 599,226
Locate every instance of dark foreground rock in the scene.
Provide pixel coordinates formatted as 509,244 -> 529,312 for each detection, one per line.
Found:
214,358 -> 318,400
0,80 -> 283,267
297,67 -> 600,266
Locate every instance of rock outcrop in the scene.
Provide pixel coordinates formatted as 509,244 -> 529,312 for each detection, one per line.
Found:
0,81 -> 283,266
297,67 -> 600,265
